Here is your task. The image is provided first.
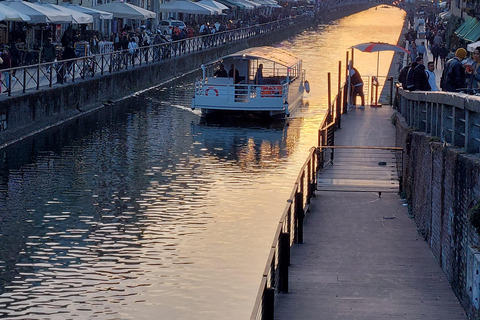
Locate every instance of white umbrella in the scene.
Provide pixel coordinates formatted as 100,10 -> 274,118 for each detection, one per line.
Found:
5,1 -> 72,24
198,0 -> 229,11
0,2 -> 31,21
42,3 -> 93,24
159,0 -> 223,15
94,2 -> 156,19
63,4 -> 113,20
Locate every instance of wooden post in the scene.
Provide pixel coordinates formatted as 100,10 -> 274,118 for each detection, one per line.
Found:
295,191 -> 304,244
278,232 -> 290,293
336,60 -> 342,129
327,72 -> 332,122
263,288 -> 275,320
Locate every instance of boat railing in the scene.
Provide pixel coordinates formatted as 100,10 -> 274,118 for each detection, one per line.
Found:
196,81 -> 287,102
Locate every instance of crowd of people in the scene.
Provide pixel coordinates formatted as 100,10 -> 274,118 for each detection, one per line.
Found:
399,7 -> 480,93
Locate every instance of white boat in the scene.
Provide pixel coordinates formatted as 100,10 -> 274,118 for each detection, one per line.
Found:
190,46 -> 309,117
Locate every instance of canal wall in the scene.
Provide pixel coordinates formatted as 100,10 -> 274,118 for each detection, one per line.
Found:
394,112 -> 480,319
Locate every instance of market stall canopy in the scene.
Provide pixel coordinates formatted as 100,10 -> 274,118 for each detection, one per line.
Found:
0,2 -> 31,21
251,0 -> 282,7
159,0 -> 223,15
198,0 -> 229,11
63,4 -> 113,20
94,2 -> 156,19
467,40 -> 480,52
5,1 -> 72,24
42,3 -> 93,24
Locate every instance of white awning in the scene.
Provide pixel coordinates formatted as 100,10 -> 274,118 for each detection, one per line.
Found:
5,1 -> 72,24
63,4 -> 113,20
198,0 -> 229,11
42,3 -> 93,24
0,2 -> 31,21
159,0 -> 222,15
94,2 -> 156,19
223,46 -> 301,67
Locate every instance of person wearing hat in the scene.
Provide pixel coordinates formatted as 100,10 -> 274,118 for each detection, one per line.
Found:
440,48 -> 467,92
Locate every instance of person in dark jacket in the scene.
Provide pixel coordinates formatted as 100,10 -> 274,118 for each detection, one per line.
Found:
57,42 -> 76,84
441,48 -> 466,92
405,61 -> 418,90
413,57 -> 431,91
439,45 -> 449,69
41,38 -> 56,63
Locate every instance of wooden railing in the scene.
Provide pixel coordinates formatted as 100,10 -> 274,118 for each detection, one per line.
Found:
250,67 -> 346,319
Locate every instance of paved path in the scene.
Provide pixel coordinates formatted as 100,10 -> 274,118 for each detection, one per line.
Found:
274,105 -> 467,319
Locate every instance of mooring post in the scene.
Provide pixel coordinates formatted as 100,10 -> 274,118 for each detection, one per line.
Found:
279,232 -> 290,293
295,191 -> 304,243
263,287 -> 275,320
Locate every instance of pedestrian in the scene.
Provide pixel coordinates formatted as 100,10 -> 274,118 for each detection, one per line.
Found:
398,63 -> 411,90
440,48 -> 467,92
466,46 -> 480,90
417,41 -> 426,58
57,42 -> 76,84
413,57 -> 431,91
439,45 -> 448,69
425,61 -> 438,91
90,34 -> 99,54
348,61 -> 365,109
1,49 -> 11,92
405,61 -> 418,90
41,38 -> 56,63
431,43 -> 440,68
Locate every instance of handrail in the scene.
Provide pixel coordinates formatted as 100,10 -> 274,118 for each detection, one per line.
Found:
250,74 -> 346,319
0,15 -> 312,97
395,86 -> 480,154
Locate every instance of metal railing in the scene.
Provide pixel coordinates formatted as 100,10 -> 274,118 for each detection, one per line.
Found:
250,70 -> 346,320
395,86 -> 480,154
249,146 -> 318,320
0,15 -> 308,97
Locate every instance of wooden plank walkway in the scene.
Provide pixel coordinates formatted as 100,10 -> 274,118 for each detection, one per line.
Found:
274,105 -> 467,320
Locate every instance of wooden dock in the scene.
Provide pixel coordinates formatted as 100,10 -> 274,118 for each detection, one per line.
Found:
274,105 -> 467,319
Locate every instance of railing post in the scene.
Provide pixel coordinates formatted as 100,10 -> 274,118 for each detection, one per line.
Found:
278,232 -> 290,293
336,60 -> 342,129
327,72 -> 332,122
295,191 -> 304,244
262,288 -> 275,320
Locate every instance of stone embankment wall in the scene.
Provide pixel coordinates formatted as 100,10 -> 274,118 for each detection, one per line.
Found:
395,113 -> 480,319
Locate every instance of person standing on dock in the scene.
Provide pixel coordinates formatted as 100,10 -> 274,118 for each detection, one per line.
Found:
348,61 -> 365,109
440,48 -> 467,92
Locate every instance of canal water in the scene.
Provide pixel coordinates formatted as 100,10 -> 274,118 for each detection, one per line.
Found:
0,7 -> 405,320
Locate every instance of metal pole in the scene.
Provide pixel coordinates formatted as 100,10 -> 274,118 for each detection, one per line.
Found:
327,72 -> 331,122
337,60 -> 342,129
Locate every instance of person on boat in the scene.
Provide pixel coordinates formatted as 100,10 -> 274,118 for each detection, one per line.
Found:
214,64 -> 228,77
229,64 -> 240,84
348,61 -> 365,109
254,64 -> 264,84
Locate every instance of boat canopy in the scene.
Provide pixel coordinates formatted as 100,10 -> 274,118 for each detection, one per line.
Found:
220,46 -> 301,67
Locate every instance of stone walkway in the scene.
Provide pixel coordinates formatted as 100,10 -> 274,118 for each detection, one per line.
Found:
274,105 -> 467,319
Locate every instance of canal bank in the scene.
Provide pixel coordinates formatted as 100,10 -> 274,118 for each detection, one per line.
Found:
0,3 -> 379,149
